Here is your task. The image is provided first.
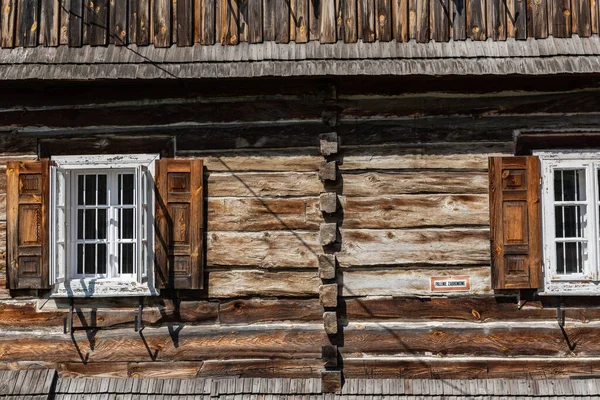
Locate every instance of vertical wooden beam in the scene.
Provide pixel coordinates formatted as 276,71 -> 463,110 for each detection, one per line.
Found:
487,0 -> 506,40
452,0 -> 465,39
59,0 -> 70,44
89,0 -> 108,45
154,0 -> 172,46
414,0 -> 428,42
292,0 -> 309,42
112,0 -> 127,44
68,0 -> 83,46
177,0 -> 193,45
1,0 -> 17,47
275,0 -> 289,42
335,0 -> 342,41
430,0 -> 449,42
239,0 -> 248,41
467,0 -> 485,39
591,0 -> 598,34
41,0 -> 60,45
531,0 -> 548,38
573,0 -> 592,36
129,0 -> 138,43
392,0 -> 407,41
376,0 -> 391,40
247,0 -> 263,42
309,0 -> 319,40
138,0 -> 151,44
17,0 -> 40,47
172,0 -> 178,43
343,0 -> 357,42
264,0 -> 275,40
200,0 -> 215,43
221,0 -> 239,44
507,0 -> 527,39
360,0 -> 375,41
549,0 -> 571,37
320,0 -> 335,41
194,0 -> 201,42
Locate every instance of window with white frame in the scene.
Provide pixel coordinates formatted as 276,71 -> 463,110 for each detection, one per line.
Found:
49,154 -> 159,297
538,151 -> 600,294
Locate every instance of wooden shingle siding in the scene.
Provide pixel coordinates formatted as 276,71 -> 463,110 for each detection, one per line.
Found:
2,0 -> 599,47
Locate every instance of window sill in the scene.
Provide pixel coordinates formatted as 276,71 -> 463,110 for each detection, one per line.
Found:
540,280 -> 600,296
51,279 -> 159,298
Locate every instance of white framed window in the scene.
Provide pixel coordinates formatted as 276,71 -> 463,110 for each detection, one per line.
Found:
538,150 -> 600,295
49,154 -> 159,297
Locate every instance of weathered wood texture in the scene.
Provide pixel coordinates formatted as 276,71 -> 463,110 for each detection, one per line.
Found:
0,0 -> 583,47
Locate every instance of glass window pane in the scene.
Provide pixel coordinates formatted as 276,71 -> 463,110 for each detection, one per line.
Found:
120,209 -> 134,239
97,209 -> 107,240
555,205 -> 586,238
565,242 -> 583,274
555,169 -> 586,202
84,243 -> 96,275
85,209 -> 96,239
122,174 -> 134,205
120,243 -> 134,274
77,209 -> 84,240
97,174 -> 107,205
97,244 -> 107,275
85,175 -> 96,205
77,175 -> 84,205
77,243 -> 84,275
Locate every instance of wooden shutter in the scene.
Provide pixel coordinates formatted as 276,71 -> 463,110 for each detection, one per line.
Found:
6,160 -> 51,289
155,159 -> 204,289
489,156 -> 542,289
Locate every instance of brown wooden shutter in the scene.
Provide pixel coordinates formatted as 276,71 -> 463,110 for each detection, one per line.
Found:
489,156 -> 542,289
155,159 -> 204,289
6,160 -> 51,289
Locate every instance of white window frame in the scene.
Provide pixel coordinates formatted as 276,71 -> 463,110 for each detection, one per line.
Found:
49,154 -> 160,298
537,150 -> 600,295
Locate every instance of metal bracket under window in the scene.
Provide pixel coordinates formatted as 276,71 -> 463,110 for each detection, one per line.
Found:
557,297 -> 565,327
64,298 -> 74,334
135,297 -> 144,332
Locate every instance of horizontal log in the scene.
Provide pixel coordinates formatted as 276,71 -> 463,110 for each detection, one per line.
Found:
219,299 -> 322,324
340,195 -> 489,229
207,197 -> 321,231
344,296 -> 600,322
341,321 -> 600,357
341,171 -> 488,196
337,229 -> 490,267
340,142 -> 511,171
208,270 -> 319,298
207,231 -> 320,268
0,324 -> 326,362
57,362 -> 129,378
207,172 -> 322,197
188,150 -> 321,172
341,267 -> 492,296
343,358 -> 600,379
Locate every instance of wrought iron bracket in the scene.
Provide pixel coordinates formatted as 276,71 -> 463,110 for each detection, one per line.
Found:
135,297 -> 144,332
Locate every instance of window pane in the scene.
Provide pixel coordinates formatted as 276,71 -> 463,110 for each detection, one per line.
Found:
97,174 -> 107,205
77,175 -> 84,205
97,244 -> 107,274
84,243 -> 96,275
554,169 -> 586,202
77,244 -> 84,275
77,209 -> 84,240
97,209 -> 107,240
85,209 -> 96,239
556,242 -> 585,275
555,205 -> 586,238
85,175 -> 96,205
120,209 -> 134,239
121,174 -> 134,205
120,243 -> 134,274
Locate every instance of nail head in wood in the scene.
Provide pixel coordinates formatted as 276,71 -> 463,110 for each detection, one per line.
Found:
319,223 -> 338,246
319,284 -> 338,307
322,345 -> 338,368
323,311 -> 338,334
318,254 -> 336,279
321,370 -> 342,393
319,161 -> 337,181
319,132 -> 339,156
319,192 -> 337,213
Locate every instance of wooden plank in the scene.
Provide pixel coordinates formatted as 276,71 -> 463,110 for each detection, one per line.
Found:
137,0 -> 151,44
292,0 -> 308,42
506,0 -> 527,39
239,0 -> 248,41
391,0 -> 407,41
198,359 -> 322,378
207,197 -> 321,231
90,0 -> 109,45
207,172 -> 322,197
177,0 -> 193,45
208,270 -> 320,297
573,0 -> 592,36
340,194 -> 489,229
59,0 -> 70,44
309,0 -> 319,40
41,0 -> 60,46
337,229 -> 489,268
467,0 -> 485,39
263,0 -> 276,40
200,0 -> 215,43
430,0 -> 449,42
199,151 -> 321,172
413,0 -> 428,41
207,231 -> 320,268
1,0 -> 17,47
111,0 -> 128,44
128,0 -> 138,43
452,0 -> 466,39
247,0 -> 263,42
193,0 -> 201,42
531,0 -> 548,37
335,0 -> 342,40
360,0 -> 375,41
376,0 -> 391,40
343,0 -> 357,42
549,0 -> 571,37
275,0 -> 290,42
16,0 -> 40,47
68,0 -> 83,46
486,0 -> 506,40
219,299 -> 322,324
592,0 -> 598,33
154,0 -> 171,46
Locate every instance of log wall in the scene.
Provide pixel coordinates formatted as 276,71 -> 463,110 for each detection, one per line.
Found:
1,75 -> 600,380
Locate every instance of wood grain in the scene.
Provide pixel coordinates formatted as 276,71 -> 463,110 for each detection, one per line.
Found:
343,0 -> 357,42
154,0 -> 172,46
549,0 -> 571,37
177,0 -> 193,45
320,0 -> 336,42
1,0 -> 17,47
292,0 -> 309,42
430,0 -> 448,42
452,0 -> 466,39
17,0 -> 42,47
392,0 -> 407,41
506,0 -> 527,39
467,0 -> 485,39
219,298 -> 322,324
531,0 -> 548,38
200,0 -> 215,43
41,0 -> 59,46
208,270 -> 319,297
207,172 -> 321,197
376,0 -> 392,40
487,0 -> 505,40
